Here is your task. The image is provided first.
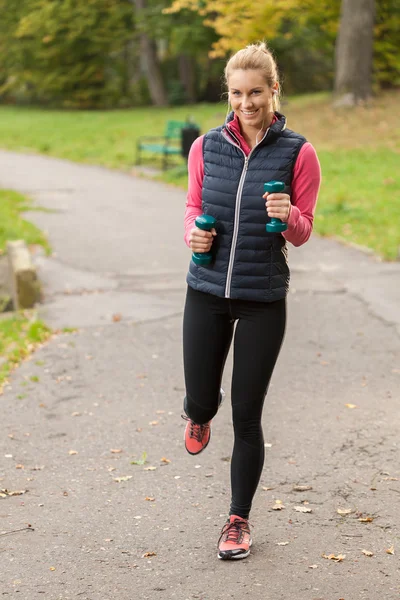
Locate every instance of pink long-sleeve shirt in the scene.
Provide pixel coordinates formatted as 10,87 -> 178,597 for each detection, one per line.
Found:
184,114 -> 321,247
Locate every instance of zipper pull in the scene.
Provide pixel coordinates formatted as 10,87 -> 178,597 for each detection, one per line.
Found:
244,157 -> 249,170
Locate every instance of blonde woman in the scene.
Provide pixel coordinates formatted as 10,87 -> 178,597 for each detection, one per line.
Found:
182,42 -> 321,560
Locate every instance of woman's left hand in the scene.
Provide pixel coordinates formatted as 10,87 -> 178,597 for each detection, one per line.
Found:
263,192 -> 291,223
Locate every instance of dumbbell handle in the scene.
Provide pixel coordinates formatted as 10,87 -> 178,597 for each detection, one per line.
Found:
192,214 -> 216,266
264,180 -> 287,233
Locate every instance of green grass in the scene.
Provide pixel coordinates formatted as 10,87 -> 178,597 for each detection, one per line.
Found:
0,312 -> 52,392
0,90 -> 399,259
0,189 -> 51,254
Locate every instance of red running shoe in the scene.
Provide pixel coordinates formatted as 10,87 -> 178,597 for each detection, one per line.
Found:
218,515 -> 252,560
182,416 -> 211,455
182,389 -> 225,455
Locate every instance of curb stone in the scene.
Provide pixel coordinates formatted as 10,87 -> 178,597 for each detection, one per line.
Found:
6,240 -> 41,310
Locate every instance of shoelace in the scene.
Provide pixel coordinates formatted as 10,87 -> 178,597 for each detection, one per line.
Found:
218,519 -> 250,545
181,415 -> 210,442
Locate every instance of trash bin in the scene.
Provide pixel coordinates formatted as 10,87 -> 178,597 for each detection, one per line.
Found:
181,122 -> 200,160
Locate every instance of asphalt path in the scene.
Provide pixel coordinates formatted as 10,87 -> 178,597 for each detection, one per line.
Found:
0,150 -> 399,599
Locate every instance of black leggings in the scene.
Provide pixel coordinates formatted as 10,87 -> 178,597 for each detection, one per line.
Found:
183,286 -> 286,519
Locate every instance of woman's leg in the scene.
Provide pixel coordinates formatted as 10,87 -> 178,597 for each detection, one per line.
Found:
183,286 -> 234,424
229,298 -> 286,518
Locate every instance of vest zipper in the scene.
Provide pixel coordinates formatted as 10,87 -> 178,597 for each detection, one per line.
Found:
222,127 -> 270,299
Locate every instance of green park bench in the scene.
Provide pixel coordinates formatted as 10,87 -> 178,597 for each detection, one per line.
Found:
136,119 -> 199,170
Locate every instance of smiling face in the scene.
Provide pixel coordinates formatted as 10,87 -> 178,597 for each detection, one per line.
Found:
228,69 -> 277,131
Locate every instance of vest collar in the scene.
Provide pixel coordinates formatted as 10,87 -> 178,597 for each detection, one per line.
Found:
224,111 -> 287,147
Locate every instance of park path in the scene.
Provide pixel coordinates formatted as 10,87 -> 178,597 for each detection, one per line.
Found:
0,149 -> 399,600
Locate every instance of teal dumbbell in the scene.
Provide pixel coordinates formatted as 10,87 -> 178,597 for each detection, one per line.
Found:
264,180 -> 287,233
192,214 -> 216,266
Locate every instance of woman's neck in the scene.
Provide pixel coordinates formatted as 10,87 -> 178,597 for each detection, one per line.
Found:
240,114 -> 274,149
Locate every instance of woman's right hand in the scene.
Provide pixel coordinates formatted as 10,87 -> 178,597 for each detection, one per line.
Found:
189,227 -> 217,253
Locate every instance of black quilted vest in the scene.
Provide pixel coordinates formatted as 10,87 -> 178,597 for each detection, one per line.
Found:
186,112 -> 306,302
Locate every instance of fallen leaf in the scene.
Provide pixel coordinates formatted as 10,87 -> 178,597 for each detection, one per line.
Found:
358,516 -> 374,523
156,410 -> 165,414
110,449 -> 122,454
292,485 -> 313,492
337,508 -> 352,516
362,550 -> 373,557
136,373 -> 147,380
0,489 -> 27,498
294,506 -> 312,513
262,486 -> 274,491
320,360 -> 330,365
160,457 -> 171,464
142,552 -> 157,558
277,541 -> 289,546
345,403 -> 357,409
131,451 -> 147,466
50,567 -> 56,571
114,476 -> 132,483
112,313 -> 122,322
386,546 -> 394,555
144,466 -> 157,471
145,497 -> 155,502
309,564 -> 318,569
383,477 -> 398,481
272,503 -> 285,511
149,421 -> 159,426
68,450 -> 78,455
15,464 -> 24,470
71,412 -> 81,417
322,553 -> 346,562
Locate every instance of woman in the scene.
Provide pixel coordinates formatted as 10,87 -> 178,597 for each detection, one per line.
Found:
182,42 -> 321,560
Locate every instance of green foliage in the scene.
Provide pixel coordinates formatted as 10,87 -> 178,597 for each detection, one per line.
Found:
0,189 -> 51,254
0,0 -> 134,108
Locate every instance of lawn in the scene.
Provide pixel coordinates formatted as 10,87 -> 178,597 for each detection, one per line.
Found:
0,90 -> 399,259
0,312 -> 52,392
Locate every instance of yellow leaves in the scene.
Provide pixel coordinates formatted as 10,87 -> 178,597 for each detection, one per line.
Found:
345,403 -> 357,409
142,551 -> 156,558
337,508 -> 352,516
294,506 -> 312,513
386,546 -> 395,555
145,497 -> 155,502
160,457 -> 171,464
110,449 -> 122,454
362,549 -> 373,557
112,313 -> 122,322
322,553 -> 346,562
272,500 -> 285,510
358,516 -> 374,523
0,489 -> 27,498
113,476 -> 132,483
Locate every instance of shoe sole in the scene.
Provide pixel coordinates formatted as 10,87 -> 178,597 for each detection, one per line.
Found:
218,539 -> 252,560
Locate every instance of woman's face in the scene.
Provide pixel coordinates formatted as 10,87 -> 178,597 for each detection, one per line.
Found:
228,69 -> 277,130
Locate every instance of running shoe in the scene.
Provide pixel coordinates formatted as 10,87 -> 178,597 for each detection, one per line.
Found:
182,389 -> 225,455
217,515 -> 252,560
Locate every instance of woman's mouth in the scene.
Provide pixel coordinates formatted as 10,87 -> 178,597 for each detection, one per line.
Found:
241,109 -> 259,117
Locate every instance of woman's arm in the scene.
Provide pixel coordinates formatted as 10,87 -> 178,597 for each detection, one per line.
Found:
184,136 -> 205,247
283,142 -> 321,247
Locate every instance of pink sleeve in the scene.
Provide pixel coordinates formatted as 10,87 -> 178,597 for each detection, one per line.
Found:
184,135 -> 205,247
282,142 -> 321,247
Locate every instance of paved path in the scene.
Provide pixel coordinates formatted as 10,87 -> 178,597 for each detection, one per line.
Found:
0,150 -> 399,599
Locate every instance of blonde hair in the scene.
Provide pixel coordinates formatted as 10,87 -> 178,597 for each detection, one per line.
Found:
224,42 -> 281,112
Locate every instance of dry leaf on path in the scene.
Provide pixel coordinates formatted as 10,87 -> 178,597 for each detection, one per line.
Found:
337,508 -> 352,516
358,516 -> 374,523
277,542 -> 289,546
345,404 -> 357,409
114,476 -> 132,483
362,550 -> 373,557
110,449 -> 123,454
160,457 -> 171,464
262,486 -> 274,491
68,450 -> 78,455
142,552 -> 157,558
386,546 -> 395,555
112,314 -> 122,322
292,485 -> 313,492
294,506 -> 312,513
322,553 -> 346,562
149,421 -> 159,426
144,466 -> 157,471
0,489 -> 27,498
145,497 -> 155,502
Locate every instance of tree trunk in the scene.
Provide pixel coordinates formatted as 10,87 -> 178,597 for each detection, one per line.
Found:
133,0 -> 168,106
334,0 -> 376,107
178,54 -> 196,104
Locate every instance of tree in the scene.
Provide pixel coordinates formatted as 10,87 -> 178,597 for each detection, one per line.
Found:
334,0 -> 376,106
133,0 -> 168,106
